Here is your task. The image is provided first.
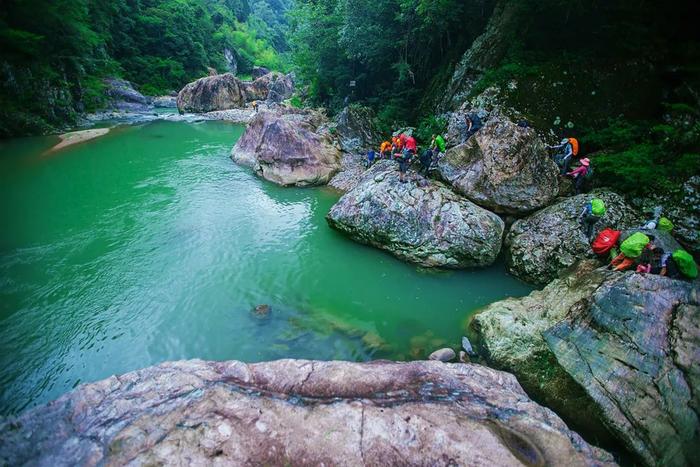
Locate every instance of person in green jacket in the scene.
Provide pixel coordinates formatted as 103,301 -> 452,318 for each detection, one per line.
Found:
431,134 -> 447,168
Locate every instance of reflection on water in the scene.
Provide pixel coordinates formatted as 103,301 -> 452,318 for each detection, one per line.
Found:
0,120 -> 532,414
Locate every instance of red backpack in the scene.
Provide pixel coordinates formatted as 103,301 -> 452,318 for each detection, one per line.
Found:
592,228 -> 621,255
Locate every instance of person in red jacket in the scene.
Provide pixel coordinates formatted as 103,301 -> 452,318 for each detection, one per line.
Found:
405,135 -> 417,154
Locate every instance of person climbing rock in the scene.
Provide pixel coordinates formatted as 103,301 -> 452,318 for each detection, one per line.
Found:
392,135 -> 403,153
380,140 -> 392,159
566,158 -> 590,194
578,198 -> 605,240
431,133 -> 446,158
610,233 -> 653,272
365,149 -> 376,169
641,206 -> 663,230
395,148 -> 412,183
548,137 -> 578,174
419,148 -> 433,176
464,113 -> 482,142
252,100 -> 259,113
405,134 -> 417,155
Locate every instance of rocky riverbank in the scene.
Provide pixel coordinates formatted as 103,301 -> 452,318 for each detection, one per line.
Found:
0,359 -> 616,466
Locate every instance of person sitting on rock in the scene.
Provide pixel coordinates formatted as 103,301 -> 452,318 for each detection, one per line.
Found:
365,149 -> 376,169
566,158 -> 590,194
578,198 -> 605,240
419,148 -> 433,176
395,148 -> 412,183
464,113 -> 483,142
380,140 -> 392,159
548,137 -> 578,174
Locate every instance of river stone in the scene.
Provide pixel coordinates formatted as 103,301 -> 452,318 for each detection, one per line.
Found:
428,347 -> 456,362
438,113 -> 559,214
505,190 -> 640,286
328,153 -> 365,192
326,161 -> 505,268
103,77 -> 151,112
177,73 -> 246,113
470,260 -> 700,466
334,105 -> 381,152
231,109 -> 341,187
0,359 -> 615,466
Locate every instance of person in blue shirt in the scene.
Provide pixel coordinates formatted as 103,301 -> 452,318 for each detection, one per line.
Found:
365,149 -> 376,169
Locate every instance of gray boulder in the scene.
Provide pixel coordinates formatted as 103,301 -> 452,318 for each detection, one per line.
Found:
471,260 -> 700,466
428,348 -> 456,362
177,73 -> 246,113
0,359 -> 615,466
438,113 -> 559,215
505,191 -> 639,285
252,66 -> 270,79
267,73 -> 295,103
151,95 -> 177,108
326,162 -> 505,268
334,105 -> 381,152
328,154 -> 365,192
231,109 -> 341,187
243,72 -> 294,103
103,78 -> 150,112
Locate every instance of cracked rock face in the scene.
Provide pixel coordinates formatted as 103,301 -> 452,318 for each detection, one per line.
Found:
334,105 -> 381,152
326,161 -> 505,268
231,109 -> 341,187
471,261 -> 700,466
0,359 -> 615,466
438,114 -> 559,215
328,153 -> 365,192
505,190 -> 639,285
177,73 -> 247,113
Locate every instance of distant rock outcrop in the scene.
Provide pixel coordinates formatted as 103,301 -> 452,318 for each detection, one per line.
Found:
231,109 -> 341,187
103,77 -> 151,112
471,261 -> 700,466
334,105 -> 381,152
505,191 -> 640,285
327,162 -> 505,268
0,359 -> 615,466
438,113 -> 559,215
177,73 -> 246,113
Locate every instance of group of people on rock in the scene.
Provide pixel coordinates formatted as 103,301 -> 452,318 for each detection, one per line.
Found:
547,137 -> 592,194
582,198 -> 697,280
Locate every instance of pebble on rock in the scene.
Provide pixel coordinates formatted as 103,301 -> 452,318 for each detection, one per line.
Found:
428,348 -> 456,362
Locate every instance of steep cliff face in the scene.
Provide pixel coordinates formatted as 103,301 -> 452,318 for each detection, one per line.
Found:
0,359 -> 616,466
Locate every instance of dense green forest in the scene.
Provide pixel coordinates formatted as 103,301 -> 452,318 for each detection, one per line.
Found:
0,0 -> 290,136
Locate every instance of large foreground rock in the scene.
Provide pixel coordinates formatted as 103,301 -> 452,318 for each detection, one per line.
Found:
438,114 -> 559,214
505,191 -> 639,285
327,162 -> 505,268
231,109 -> 341,186
177,73 -> 246,113
0,359 -> 615,466
471,261 -> 700,466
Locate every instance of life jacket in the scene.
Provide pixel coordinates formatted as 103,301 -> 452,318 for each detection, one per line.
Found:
393,136 -> 403,150
399,133 -> 408,147
380,141 -> 391,153
406,136 -> 417,152
568,138 -> 579,156
592,228 -> 621,256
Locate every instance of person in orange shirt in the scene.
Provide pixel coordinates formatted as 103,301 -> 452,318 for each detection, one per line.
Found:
379,140 -> 392,159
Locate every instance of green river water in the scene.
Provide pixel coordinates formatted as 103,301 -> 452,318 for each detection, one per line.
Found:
0,119 -> 532,415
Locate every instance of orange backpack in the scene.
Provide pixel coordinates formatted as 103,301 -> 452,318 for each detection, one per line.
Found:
568,138 -> 579,156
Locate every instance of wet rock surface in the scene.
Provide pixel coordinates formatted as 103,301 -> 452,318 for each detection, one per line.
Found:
471,261 -> 700,466
438,114 -> 559,215
0,359 -> 615,466
505,191 -> 640,285
231,109 -> 341,187
326,162 -> 505,268
177,73 -> 246,113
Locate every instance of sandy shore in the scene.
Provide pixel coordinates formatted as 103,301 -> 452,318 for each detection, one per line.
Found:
50,128 -> 110,152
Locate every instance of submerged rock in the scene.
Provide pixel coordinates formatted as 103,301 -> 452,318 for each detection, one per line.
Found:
471,261 -> 700,466
334,105 -> 381,152
438,113 -> 559,215
231,109 -> 341,187
505,191 -> 639,285
0,359 -> 615,466
177,73 -> 246,113
326,162 -> 505,268
428,347 -> 456,362
253,304 -> 271,317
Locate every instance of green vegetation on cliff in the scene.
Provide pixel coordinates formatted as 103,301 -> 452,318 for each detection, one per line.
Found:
0,0 -> 290,137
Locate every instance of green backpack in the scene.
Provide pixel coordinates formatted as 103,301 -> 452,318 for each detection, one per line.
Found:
658,217 -> 674,232
672,250 -> 698,279
620,232 -> 650,258
590,198 -> 606,216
